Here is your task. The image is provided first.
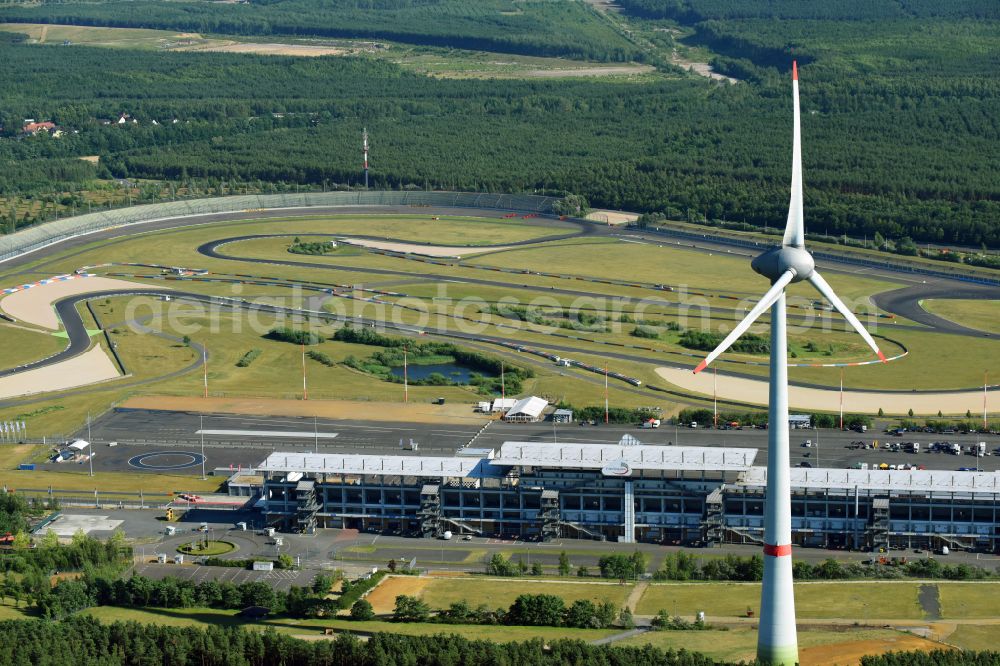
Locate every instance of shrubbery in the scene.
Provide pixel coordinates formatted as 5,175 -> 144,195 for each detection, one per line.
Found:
265,326 -> 321,345
235,348 -> 262,367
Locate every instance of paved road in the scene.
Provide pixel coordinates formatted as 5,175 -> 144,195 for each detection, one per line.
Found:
871,282 -> 997,338
71,409 -> 1000,474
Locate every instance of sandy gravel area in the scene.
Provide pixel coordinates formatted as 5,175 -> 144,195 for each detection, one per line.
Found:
524,65 -> 655,78
656,366 -> 992,416
121,396 -> 490,424
0,345 -> 120,399
797,633 -> 939,666
0,276 -> 167,329
585,209 -> 640,225
189,42 -> 347,57
365,575 -> 431,614
339,237 -> 514,257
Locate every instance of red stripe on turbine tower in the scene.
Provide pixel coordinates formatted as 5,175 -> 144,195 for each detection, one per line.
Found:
764,543 -> 793,557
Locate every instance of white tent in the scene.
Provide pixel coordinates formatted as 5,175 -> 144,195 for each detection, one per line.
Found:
502,396 -> 548,422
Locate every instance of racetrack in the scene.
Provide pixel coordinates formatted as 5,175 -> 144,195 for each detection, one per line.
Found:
0,199 -> 995,407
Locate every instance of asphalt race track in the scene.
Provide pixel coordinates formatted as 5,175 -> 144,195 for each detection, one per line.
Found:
1,201 -> 996,404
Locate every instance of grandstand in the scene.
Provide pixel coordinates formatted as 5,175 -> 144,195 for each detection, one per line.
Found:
258,442 -> 1000,552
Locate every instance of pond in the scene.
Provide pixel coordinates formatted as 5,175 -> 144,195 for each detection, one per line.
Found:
389,362 -> 495,384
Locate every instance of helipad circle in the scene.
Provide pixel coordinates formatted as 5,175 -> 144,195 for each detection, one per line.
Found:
128,451 -> 205,471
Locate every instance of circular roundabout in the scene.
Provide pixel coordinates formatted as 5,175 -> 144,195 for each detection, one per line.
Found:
128,451 -> 205,471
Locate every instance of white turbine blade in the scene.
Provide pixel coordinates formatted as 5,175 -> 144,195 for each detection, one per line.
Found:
694,270 -> 795,373
808,271 -> 886,362
782,61 -> 805,248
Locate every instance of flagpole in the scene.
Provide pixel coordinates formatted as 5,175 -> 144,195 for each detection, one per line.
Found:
839,369 -> 844,431
713,367 -> 718,429
604,363 -> 609,424
200,414 -> 206,480
403,345 -> 408,403
301,343 -> 308,401
87,412 -> 93,477
985,371 -> 989,431
202,346 -> 208,399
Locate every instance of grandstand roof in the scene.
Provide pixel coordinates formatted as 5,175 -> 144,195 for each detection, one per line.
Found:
494,442 -> 757,472
260,452 -> 482,478
739,468 -> 1000,495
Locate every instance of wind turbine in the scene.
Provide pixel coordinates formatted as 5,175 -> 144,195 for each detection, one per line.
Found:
692,61 -> 886,666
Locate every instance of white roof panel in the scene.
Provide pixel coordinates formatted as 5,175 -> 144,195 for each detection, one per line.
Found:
260,452 -> 480,478
506,396 -> 548,417
494,441 -> 757,471
739,467 -> 1000,495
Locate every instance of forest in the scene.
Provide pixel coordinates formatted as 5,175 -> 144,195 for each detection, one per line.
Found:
0,616 -> 994,665
0,0 -> 640,62
0,2 -> 998,248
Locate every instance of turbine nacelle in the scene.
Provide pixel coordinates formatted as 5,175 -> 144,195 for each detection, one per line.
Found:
751,245 -> 815,283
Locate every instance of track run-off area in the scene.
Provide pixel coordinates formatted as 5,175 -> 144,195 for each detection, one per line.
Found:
0,201 -> 996,420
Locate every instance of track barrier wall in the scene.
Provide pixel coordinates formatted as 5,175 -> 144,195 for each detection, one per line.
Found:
0,191 -> 558,263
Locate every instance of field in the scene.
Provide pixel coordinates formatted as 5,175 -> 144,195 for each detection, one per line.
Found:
0,324 -> 64,369
0,23 -> 665,80
922,299 -> 1000,335
399,576 -> 634,611
619,626 -> 939,665
82,605 -> 618,642
2,210 -> 998,437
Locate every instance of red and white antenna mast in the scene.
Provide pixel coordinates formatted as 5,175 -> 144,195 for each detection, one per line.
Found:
362,127 -> 369,189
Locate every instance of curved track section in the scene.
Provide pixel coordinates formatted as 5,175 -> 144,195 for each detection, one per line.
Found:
871,282 -> 997,337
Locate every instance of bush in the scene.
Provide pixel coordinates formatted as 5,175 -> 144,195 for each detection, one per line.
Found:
306,350 -> 335,366
266,326 -> 321,345
336,571 -> 387,610
236,348 -> 262,367
350,599 -> 375,621
631,325 -> 661,339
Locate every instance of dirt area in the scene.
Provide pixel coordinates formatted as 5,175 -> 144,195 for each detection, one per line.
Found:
182,42 -> 348,57
78,156 -> 100,164
585,209 -> 640,225
120,396 -> 490,424
0,345 -> 120,400
798,633 -> 942,666
522,65 -> 655,78
365,575 -> 431,614
339,237 -> 514,257
0,275 -> 167,330
655,366 -> 992,416
672,51 -> 738,84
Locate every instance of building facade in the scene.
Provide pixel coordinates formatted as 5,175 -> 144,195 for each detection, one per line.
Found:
258,441 -> 1000,553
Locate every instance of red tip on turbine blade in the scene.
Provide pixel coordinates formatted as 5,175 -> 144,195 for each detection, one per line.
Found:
693,360 -> 708,375
792,60 -> 798,80
877,350 -> 887,363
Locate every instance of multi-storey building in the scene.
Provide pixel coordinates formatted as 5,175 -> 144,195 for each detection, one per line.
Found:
258,439 -> 1000,553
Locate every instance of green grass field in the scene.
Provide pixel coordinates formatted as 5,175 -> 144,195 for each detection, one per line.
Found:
636,582 -> 926,620
936,582 -> 1000,619
922,299 -> 1000,335
618,626 -> 913,663
946,624 -> 1000,651
2,212 -> 996,442
82,605 -> 617,642
416,578 -> 633,610
0,325 -> 65,369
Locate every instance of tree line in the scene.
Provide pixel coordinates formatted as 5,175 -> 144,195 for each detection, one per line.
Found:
0,29 -> 998,247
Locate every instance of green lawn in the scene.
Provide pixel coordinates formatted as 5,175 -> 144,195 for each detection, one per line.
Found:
936,582 -> 1000,619
82,605 -> 617,642
922,299 -> 1000,335
637,582 -> 925,620
417,578 -> 633,611
0,324 -> 65,369
947,624 -> 1000,651
619,626 -> 911,664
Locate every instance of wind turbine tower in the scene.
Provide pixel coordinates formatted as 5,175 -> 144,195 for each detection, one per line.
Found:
363,127 -> 370,189
692,61 -> 886,665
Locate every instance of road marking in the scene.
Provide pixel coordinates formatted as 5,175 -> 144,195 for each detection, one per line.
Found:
196,429 -> 339,439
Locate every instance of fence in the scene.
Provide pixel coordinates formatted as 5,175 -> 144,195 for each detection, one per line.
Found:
635,224 -> 1000,287
0,191 -> 558,263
